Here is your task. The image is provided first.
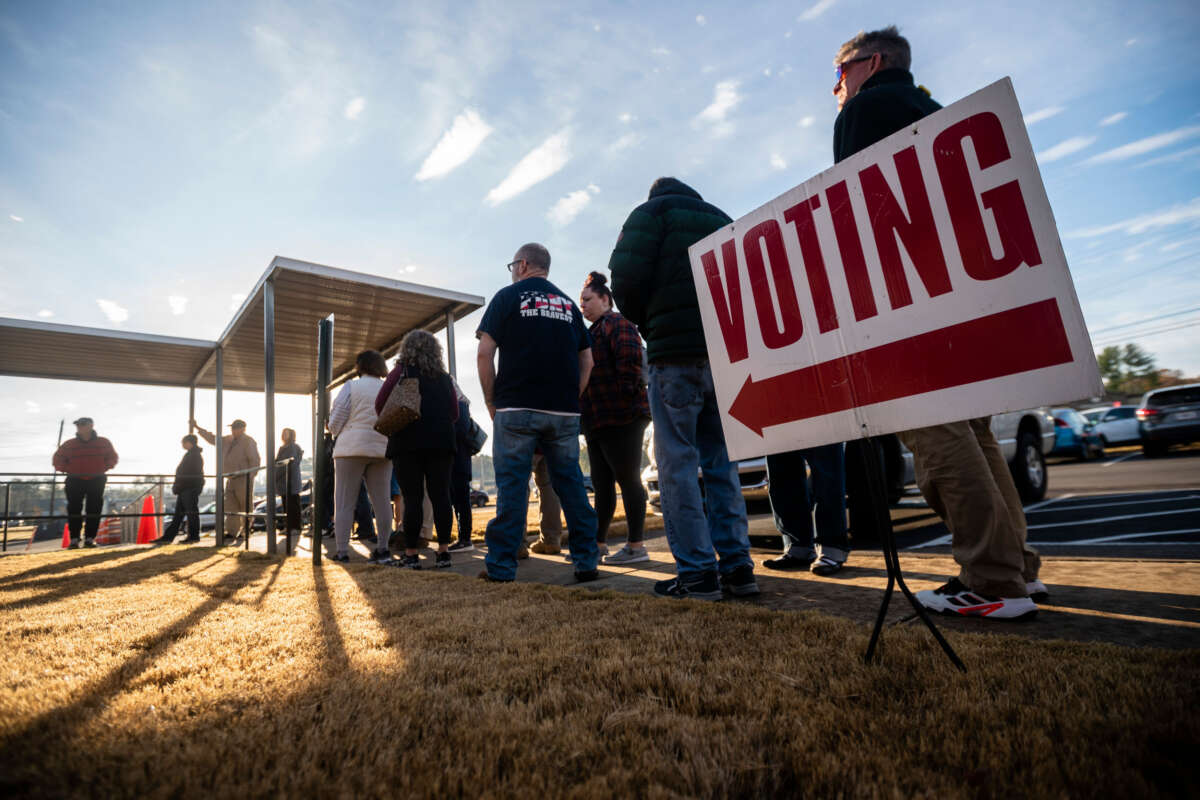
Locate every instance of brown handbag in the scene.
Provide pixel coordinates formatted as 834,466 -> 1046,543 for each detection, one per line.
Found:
374,374 -> 422,435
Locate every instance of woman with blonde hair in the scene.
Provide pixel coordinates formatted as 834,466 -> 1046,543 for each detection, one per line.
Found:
376,330 -> 459,569
328,350 -> 396,564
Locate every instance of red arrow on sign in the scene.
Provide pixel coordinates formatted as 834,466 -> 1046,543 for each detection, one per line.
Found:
728,298 -> 1074,436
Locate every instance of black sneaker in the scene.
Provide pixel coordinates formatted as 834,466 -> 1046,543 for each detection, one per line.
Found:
653,572 -> 722,601
574,569 -> 599,583
83,539 -> 97,549
370,549 -> 397,566
448,540 -> 475,553
68,539 -> 81,549
331,552 -> 350,563
182,537 -> 201,544
435,552 -> 452,569
762,553 -> 814,571
721,564 -> 760,597
400,554 -> 422,570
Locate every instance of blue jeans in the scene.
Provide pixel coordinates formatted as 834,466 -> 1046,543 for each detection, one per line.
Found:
648,362 -> 751,581
765,444 -> 849,562
484,411 -> 598,580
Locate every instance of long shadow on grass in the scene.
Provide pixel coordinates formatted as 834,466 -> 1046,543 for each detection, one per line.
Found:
0,548 -> 218,613
311,565 -> 350,670
0,553 -> 273,760
0,547 -> 156,587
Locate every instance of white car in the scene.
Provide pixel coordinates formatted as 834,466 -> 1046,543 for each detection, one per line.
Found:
1082,405 -> 1141,446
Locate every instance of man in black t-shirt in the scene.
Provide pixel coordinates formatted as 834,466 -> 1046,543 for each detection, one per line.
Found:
476,242 -> 600,582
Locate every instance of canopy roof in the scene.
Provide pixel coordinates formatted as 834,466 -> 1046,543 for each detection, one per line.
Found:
0,256 -> 484,395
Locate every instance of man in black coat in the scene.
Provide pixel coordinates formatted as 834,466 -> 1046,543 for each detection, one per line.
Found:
154,434 -> 205,544
830,26 -> 1043,620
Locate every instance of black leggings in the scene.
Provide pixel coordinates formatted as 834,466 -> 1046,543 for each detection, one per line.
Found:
450,450 -> 473,544
393,449 -> 454,549
586,418 -> 649,544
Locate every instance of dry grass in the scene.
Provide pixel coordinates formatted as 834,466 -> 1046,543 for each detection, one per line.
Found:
0,548 -> 1196,798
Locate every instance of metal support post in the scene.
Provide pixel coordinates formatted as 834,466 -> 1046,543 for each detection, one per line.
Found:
264,278 -> 278,555
285,459 -> 294,556
245,474 -> 252,550
445,310 -> 457,378
313,316 -> 334,566
188,386 -> 196,434
3,483 -> 9,552
215,346 -> 225,547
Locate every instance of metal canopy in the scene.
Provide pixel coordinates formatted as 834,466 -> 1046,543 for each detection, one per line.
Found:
0,256 -> 484,394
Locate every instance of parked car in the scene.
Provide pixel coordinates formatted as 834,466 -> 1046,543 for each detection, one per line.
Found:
1138,383 -> 1200,457
1050,407 -> 1105,460
470,489 -> 490,507
1083,404 -> 1141,446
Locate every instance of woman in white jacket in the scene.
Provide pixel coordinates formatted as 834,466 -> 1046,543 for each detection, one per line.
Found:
328,350 -> 395,563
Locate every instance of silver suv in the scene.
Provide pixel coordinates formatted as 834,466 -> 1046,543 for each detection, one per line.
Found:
1138,383 -> 1200,457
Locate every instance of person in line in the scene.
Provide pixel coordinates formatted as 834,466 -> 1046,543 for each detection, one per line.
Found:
275,427 -> 303,541
193,418 -> 260,543
448,380 -> 477,553
153,434 -> 204,545
762,445 -> 849,575
377,330 -> 459,569
353,480 -> 379,544
609,179 -> 757,600
52,416 -> 119,548
527,453 -> 563,558
387,470 -> 433,552
328,350 -> 395,564
830,25 -> 1044,618
578,270 -> 652,565
476,242 -> 599,582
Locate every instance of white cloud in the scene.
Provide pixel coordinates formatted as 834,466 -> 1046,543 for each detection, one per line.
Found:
344,96 -> 366,120
696,14 -> 707,25
1067,197 -> 1200,238
763,68 -> 772,77
485,129 -> 571,206
696,80 -> 740,125
608,132 -> 641,155
1023,106 -> 1064,126
25,401 -> 40,414
400,264 -> 419,273
96,299 -> 129,324
9,214 -> 22,222
799,115 -> 815,128
1137,144 -> 1200,169
547,184 -> 600,227
1036,135 -> 1096,163
770,154 -> 787,170
167,295 -> 188,315
618,112 -> 634,123
415,108 -> 494,181
1100,111 -> 1127,126
230,293 -> 246,311
1085,125 -> 1200,165
798,0 -> 837,21
1125,38 -> 1138,46
36,309 -> 53,318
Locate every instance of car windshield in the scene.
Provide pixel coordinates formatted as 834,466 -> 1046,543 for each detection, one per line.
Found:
1147,387 -> 1200,407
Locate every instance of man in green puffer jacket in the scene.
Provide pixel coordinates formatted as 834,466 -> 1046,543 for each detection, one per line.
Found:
608,177 -> 756,601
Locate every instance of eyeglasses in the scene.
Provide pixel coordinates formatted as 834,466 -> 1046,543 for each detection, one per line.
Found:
834,54 -> 873,82
506,259 -> 525,272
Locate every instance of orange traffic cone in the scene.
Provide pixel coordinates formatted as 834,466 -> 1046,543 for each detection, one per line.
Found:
61,523 -> 70,548
136,496 -> 158,544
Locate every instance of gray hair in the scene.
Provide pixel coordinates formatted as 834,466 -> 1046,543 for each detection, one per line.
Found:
399,329 -> 446,375
834,25 -> 911,72
515,242 -> 551,273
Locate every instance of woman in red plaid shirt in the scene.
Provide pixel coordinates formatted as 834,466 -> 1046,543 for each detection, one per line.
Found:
579,271 -> 653,565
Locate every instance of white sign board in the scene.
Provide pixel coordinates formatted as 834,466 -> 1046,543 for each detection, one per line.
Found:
688,78 -> 1103,461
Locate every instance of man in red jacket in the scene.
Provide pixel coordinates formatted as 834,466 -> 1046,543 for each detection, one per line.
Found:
52,417 -> 119,548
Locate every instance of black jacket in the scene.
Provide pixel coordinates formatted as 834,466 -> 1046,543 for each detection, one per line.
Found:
608,177 -> 733,363
172,446 -> 204,495
833,69 -> 942,163
386,367 -> 458,456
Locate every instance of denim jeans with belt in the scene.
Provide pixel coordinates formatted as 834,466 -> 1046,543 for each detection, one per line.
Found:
648,361 -> 751,581
765,444 -> 848,563
484,410 -> 598,580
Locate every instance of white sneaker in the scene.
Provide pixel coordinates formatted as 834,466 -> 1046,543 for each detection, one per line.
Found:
603,545 -> 650,565
916,578 -> 1037,620
1025,579 -> 1049,603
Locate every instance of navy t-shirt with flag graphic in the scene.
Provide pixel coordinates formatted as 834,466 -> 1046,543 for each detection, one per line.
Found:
477,276 -> 592,414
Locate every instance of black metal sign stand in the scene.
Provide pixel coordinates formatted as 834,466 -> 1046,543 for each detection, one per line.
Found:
859,439 -> 966,673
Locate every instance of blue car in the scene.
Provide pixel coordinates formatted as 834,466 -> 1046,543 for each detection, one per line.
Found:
1051,408 -> 1105,460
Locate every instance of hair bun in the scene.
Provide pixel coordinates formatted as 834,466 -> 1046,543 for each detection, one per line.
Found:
586,270 -> 608,287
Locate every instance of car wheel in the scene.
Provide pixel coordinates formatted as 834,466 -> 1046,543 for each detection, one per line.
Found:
1142,441 -> 1168,458
1011,431 -> 1047,503
1093,441 -> 1106,460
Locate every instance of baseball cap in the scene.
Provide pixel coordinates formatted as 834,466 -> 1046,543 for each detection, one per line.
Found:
72,417 -> 94,425
229,419 -> 247,428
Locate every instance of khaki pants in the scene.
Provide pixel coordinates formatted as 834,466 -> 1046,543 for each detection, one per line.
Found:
898,417 -> 1041,598
532,453 -> 563,547
223,475 -> 253,538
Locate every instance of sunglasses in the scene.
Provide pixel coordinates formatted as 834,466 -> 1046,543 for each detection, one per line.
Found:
835,54 -> 873,81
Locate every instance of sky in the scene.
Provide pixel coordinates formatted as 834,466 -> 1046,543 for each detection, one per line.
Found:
2,0 -> 1199,475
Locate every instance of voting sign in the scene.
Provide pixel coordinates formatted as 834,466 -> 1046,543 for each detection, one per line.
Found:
688,78 -> 1103,461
